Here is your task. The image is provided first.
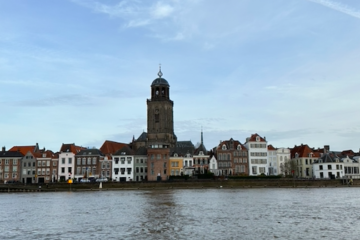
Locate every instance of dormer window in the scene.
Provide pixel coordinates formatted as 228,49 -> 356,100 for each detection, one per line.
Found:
199,151 -> 204,155
256,136 -> 260,142
237,145 -> 241,150
174,153 -> 178,157
222,144 -> 227,150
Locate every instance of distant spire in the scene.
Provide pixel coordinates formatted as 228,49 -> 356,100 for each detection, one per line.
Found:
201,127 -> 203,145
158,64 -> 163,78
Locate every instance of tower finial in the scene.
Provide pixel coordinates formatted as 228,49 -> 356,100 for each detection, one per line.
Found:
201,126 -> 203,145
158,64 -> 163,78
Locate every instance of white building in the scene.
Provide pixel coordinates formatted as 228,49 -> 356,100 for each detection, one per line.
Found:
112,145 -> 134,182
245,134 -> 268,176
58,151 -> 75,182
342,156 -> 360,179
182,153 -> 194,176
209,155 -> 220,176
312,153 -> 344,179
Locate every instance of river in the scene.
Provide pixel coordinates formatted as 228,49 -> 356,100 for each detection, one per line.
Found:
0,188 -> 359,239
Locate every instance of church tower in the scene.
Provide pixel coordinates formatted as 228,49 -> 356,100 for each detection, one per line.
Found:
146,66 -> 176,181
146,66 -> 176,148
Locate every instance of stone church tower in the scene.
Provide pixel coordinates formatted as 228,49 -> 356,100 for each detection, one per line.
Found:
146,67 -> 177,181
146,67 -> 177,148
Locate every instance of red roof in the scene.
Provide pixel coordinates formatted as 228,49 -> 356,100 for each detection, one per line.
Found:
247,133 -> 266,142
217,138 -> 246,150
9,145 -> 37,155
267,145 -> 276,150
291,144 -> 321,158
100,140 -> 128,155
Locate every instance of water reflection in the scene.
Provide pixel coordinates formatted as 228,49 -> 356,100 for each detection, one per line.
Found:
1,188 -> 360,240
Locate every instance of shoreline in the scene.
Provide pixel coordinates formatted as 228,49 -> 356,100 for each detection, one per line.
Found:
0,179 -> 357,192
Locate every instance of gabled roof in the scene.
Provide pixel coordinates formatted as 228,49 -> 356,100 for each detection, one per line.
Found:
291,144 -> 321,158
9,145 -> 36,155
60,143 -> 85,154
341,150 -> 355,157
114,145 -> 135,156
100,140 -> 128,155
267,145 -> 276,150
216,138 -> 244,151
194,143 -> 207,155
246,133 -> 266,143
34,150 -> 55,158
314,152 -> 340,163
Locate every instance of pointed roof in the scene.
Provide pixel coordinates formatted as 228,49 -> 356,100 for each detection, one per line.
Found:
136,132 -> 147,142
217,138 -> 245,151
100,140 -> 128,155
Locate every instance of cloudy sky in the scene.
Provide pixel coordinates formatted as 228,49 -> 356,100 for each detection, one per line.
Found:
1,0 -> 360,152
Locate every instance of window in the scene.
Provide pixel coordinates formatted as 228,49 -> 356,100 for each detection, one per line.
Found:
68,158 -> 72,164
13,159 -> 18,165
115,158 -> 119,164
77,167 -> 81,174
114,168 -> 119,175
61,167 -> 65,173
127,157 -> 132,164
61,158 -> 65,164
68,167 -> 72,174
252,166 -> 257,175
82,158 -> 86,165
121,157 -> 125,164
92,167 -> 96,176
12,166 -> 17,172
120,168 -> 125,175
42,161 -> 46,167
319,165 -> 323,170
328,165 -> 332,170
77,158 -> 81,165
87,158 -> 91,165
92,158 -> 96,164
127,168 -> 131,174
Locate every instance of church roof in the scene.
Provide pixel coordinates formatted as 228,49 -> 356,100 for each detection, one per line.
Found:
151,77 -> 169,87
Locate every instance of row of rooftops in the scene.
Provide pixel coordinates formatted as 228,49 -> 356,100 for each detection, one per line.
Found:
2,132 -> 359,162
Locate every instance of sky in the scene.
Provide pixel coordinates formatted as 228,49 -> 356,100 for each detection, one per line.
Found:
1,0 -> 360,153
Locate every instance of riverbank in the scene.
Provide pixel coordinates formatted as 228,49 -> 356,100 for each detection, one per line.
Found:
0,178 -> 358,192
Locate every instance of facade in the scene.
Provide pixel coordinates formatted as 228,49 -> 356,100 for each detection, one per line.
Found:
268,146 -> 291,176
0,147 -> 24,183
169,154 -> 183,176
313,152 -> 344,179
133,147 -> 147,182
342,156 -> 360,179
58,143 -> 84,181
35,150 -> 55,183
183,152 -> 195,176
75,148 -> 104,181
291,144 -> 321,178
245,134 -> 268,176
20,151 -> 36,184
112,145 -> 134,182
275,147 -> 290,176
216,138 -> 248,176
209,155 -> 220,176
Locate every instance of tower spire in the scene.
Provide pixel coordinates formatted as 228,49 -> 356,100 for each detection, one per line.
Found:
201,126 -> 203,145
158,64 -> 163,78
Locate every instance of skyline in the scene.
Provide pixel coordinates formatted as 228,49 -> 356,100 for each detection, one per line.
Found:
1,0 -> 360,152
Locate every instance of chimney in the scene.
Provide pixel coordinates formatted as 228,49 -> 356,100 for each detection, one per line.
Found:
2,146 -> 5,152
324,145 -> 330,154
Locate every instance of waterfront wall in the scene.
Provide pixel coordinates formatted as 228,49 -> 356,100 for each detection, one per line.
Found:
0,178 -> 357,192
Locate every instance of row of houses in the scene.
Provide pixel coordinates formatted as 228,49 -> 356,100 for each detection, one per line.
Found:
1,133 -> 359,183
